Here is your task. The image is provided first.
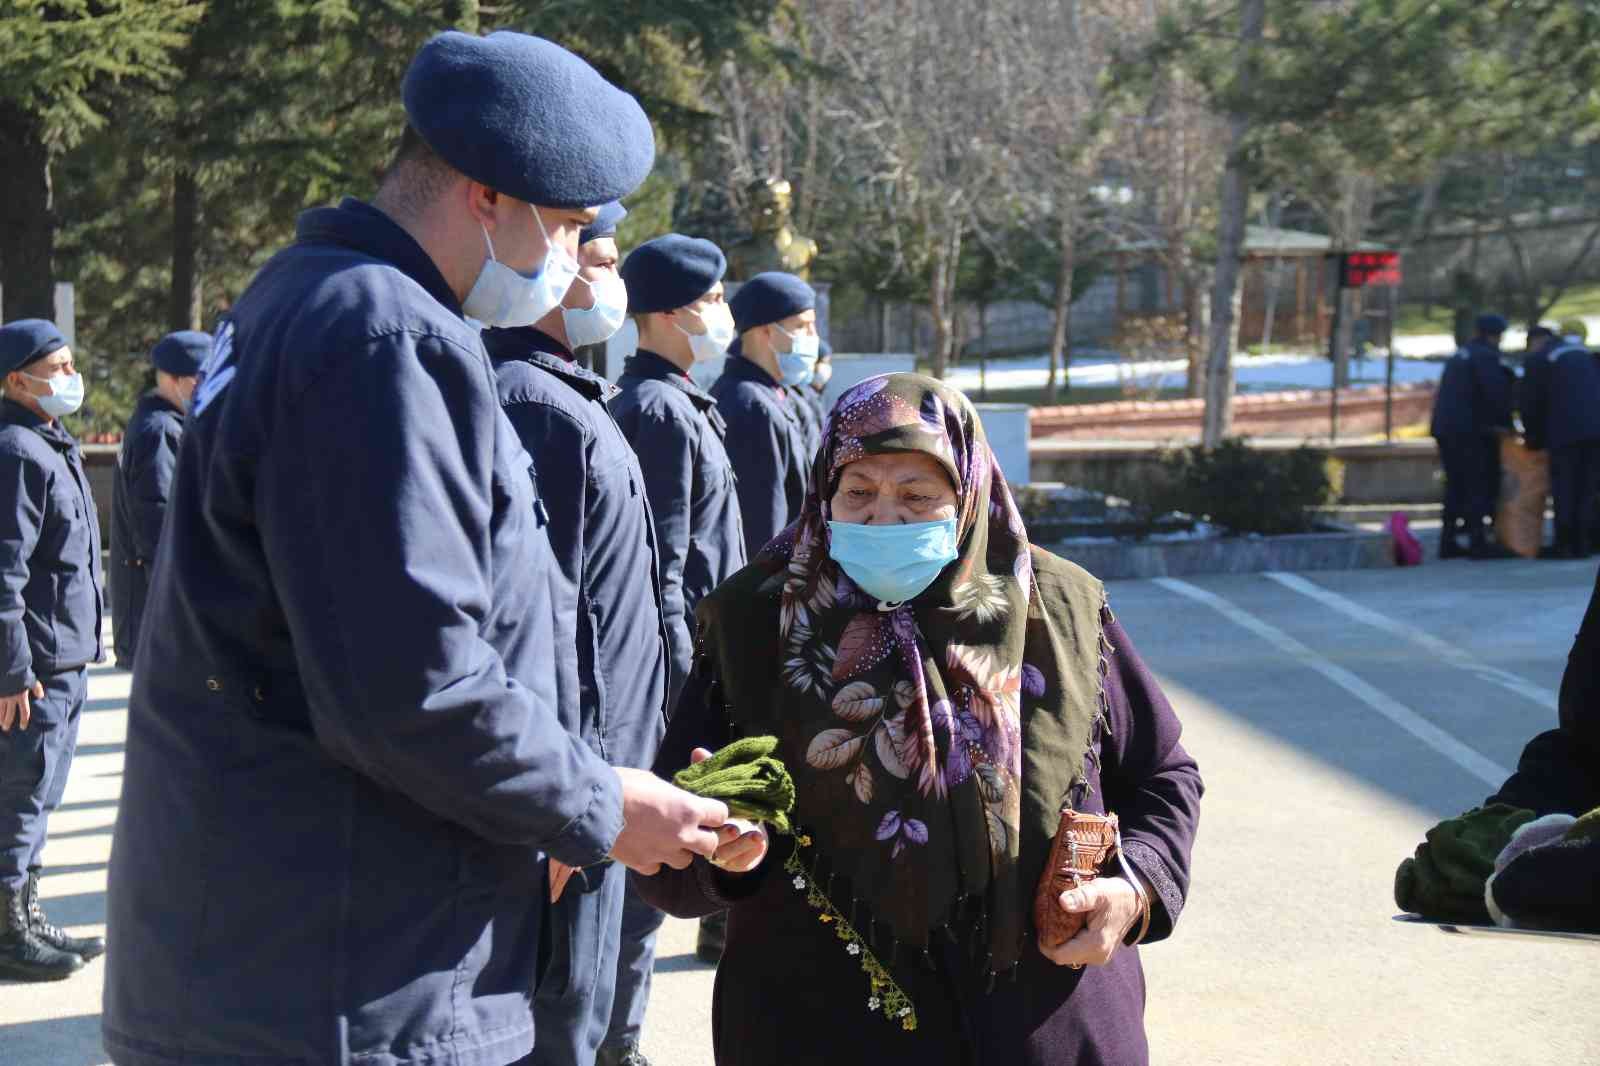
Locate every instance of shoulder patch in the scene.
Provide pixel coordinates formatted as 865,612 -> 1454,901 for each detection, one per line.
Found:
191,319 -> 236,418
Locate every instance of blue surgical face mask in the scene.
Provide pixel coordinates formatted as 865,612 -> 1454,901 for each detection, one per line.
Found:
827,516 -> 959,605
462,205 -> 579,328
24,371 -> 85,418
775,323 -> 819,386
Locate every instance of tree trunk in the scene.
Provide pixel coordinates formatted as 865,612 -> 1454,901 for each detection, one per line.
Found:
930,239 -> 952,379
0,103 -> 56,321
929,223 -> 963,379
1046,206 -> 1077,405
169,167 -> 203,331
1184,266 -> 1210,400
1333,288 -> 1356,388
1202,0 -> 1264,448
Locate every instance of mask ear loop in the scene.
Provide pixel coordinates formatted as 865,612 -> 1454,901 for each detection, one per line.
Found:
480,223 -> 499,264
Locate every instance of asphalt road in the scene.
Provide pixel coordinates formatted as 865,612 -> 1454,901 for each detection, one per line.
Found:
7,557 -> 1599,1065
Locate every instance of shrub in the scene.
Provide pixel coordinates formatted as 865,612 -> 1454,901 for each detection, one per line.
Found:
1148,438 -> 1335,536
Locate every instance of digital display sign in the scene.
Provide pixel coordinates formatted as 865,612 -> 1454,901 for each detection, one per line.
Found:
1340,251 -> 1402,289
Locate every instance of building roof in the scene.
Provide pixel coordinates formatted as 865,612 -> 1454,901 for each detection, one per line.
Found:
1113,225 -> 1391,258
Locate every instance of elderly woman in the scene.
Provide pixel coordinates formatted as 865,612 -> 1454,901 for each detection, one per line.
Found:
636,374 -> 1201,1065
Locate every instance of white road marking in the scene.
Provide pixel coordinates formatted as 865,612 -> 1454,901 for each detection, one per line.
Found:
1153,577 -> 1511,788
1263,571 -> 1557,712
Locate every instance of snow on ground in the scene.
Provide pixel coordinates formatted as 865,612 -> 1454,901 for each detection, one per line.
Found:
941,313 -> 1600,398
944,348 -> 1446,396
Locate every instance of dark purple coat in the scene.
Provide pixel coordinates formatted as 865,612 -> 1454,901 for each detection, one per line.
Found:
635,611 -> 1201,1066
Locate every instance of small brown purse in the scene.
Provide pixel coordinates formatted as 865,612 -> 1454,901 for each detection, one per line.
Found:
1033,807 -> 1120,949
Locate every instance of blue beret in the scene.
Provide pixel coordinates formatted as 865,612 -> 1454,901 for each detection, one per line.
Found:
621,235 -> 726,314
730,272 -> 815,334
1477,313 -> 1509,335
0,319 -> 67,377
150,330 -> 212,376
581,201 -> 627,246
402,32 -> 655,210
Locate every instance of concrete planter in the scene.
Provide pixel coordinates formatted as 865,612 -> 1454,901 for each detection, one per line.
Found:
1049,525 -> 1394,582
971,402 -> 1030,488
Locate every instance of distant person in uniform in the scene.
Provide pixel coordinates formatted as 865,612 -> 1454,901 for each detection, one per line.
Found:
610,235 -> 748,1051
109,330 -> 207,670
1541,320 -> 1600,558
1517,325 -> 1558,452
715,272 -> 817,561
0,319 -> 105,983
103,33 -> 729,1066
481,201 -> 674,1066
612,235 -> 746,710
1430,312 -> 1515,559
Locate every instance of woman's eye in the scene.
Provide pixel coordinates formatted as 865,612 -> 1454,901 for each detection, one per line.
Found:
848,489 -> 871,500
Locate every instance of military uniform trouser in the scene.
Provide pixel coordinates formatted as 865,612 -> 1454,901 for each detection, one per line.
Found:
1437,434 -> 1500,539
0,666 -> 88,894
1551,441 -> 1600,555
521,858 -> 627,1066
603,876 -> 667,1051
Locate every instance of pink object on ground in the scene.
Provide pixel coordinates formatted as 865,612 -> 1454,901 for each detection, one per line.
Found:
1388,511 -> 1424,567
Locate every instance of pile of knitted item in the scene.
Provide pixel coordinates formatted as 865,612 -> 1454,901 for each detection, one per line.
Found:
1395,803 -> 1600,932
1484,807 -> 1600,932
673,735 -> 796,834
1395,804 -> 1536,924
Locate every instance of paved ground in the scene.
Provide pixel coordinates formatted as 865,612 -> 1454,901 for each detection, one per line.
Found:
6,558 -> 1600,1065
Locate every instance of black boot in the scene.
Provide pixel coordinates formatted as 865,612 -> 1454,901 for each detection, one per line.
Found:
597,1043 -> 653,1066
26,869 -> 104,960
0,881 -> 84,981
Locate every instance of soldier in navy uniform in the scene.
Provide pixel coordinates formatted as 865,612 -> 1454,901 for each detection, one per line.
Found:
103,33 -> 729,1066
1540,321 -> 1600,558
787,336 -> 828,461
714,271 -> 818,561
0,319 -> 105,982
610,236 -> 748,999
1430,313 -> 1516,559
481,201 -> 674,1066
1517,325 -> 1558,453
109,330 -> 207,670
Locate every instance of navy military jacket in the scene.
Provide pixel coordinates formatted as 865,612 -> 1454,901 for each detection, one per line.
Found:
711,354 -> 809,561
109,391 -> 182,666
1545,343 -> 1600,451
1520,347 -> 1553,450
788,383 -> 823,463
0,400 -> 103,692
1431,339 -> 1512,438
103,199 -> 622,1066
611,350 -> 745,711
484,326 -> 669,770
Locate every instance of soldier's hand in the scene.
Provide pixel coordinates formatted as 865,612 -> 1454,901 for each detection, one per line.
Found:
610,767 -> 728,876
0,682 -> 43,732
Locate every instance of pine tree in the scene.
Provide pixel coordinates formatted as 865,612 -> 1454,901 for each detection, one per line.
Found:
0,1 -> 198,320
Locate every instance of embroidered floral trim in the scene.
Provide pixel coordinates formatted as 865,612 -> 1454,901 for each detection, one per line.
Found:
784,842 -> 918,1031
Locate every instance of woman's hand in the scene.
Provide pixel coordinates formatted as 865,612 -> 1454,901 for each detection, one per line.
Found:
690,747 -> 771,875
1037,876 -> 1142,969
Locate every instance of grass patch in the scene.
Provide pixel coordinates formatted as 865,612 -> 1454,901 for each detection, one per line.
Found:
1395,281 -> 1600,338
1544,282 -> 1600,322
1394,303 -> 1454,337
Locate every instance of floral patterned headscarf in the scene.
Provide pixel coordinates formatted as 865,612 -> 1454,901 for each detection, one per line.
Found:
697,373 -> 1103,1026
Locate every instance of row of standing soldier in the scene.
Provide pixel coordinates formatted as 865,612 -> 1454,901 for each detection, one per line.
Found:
1430,312 -> 1600,560
0,30 -> 828,1066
